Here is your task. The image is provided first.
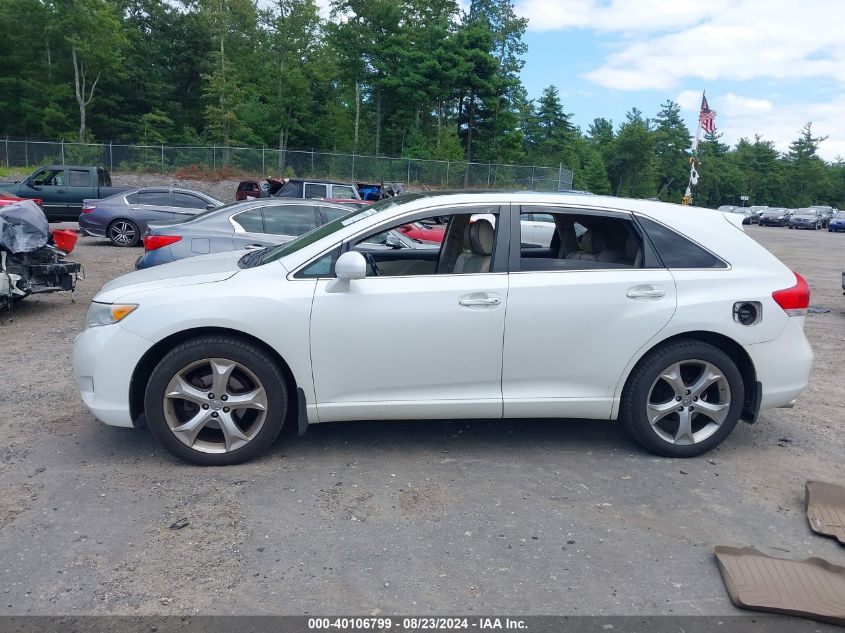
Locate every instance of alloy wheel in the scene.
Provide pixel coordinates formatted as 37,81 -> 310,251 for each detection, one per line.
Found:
646,360 -> 731,446
162,358 -> 268,454
110,221 -> 137,246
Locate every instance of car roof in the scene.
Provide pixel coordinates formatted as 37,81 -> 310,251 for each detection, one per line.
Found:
287,178 -> 355,186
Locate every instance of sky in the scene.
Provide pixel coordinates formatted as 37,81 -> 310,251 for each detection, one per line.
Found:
515,0 -> 845,160
313,0 -> 845,160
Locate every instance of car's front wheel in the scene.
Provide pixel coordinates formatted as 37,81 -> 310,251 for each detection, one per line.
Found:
144,336 -> 288,465
620,340 -> 744,457
108,219 -> 140,247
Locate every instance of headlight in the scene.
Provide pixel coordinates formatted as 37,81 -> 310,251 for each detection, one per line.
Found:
85,302 -> 138,328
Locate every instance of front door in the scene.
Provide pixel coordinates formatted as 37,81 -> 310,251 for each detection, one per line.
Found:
28,168 -> 67,220
309,208 -> 509,422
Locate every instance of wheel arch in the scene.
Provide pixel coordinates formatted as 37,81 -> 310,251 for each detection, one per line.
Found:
616,330 -> 759,423
129,326 -> 299,428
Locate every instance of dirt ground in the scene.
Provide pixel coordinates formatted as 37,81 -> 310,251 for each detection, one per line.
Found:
0,223 -> 843,617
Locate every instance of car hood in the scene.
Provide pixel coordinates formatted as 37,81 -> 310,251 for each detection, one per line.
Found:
94,249 -> 245,303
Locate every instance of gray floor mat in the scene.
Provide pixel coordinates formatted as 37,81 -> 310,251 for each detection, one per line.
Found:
714,546 -> 845,626
807,480 -> 845,545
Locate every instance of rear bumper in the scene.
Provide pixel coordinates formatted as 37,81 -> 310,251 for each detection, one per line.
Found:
745,317 -> 813,411
73,324 -> 153,427
135,247 -> 176,269
78,216 -> 106,237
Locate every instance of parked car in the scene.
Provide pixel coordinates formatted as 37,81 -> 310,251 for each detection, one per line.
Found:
1,200 -> 81,310
397,221 -> 446,243
235,178 -> 286,201
748,206 -> 767,222
358,182 -> 407,201
135,199 -> 353,269
74,192 -> 812,465
0,191 -> 43,208
789,208 -> 823,230
828,211 -> 845,232
78,188 -> 223,247
274,178 -> 361,201
809,205 -> 834,228
730,207 -> 757,225
758,208 -> 791,227
0,165 -> 130,221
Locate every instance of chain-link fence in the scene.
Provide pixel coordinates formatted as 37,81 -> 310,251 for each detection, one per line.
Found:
0,138 -> 574,191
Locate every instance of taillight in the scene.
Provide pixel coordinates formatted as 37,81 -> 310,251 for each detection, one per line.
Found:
82,204 -> 96,213
143,234 -> 182,251
772,272 -> 810,316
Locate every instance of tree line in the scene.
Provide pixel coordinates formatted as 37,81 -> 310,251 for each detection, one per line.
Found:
1,0 -> 843,208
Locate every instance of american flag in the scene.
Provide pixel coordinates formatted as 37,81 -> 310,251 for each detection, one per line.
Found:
699,93 -> 717,134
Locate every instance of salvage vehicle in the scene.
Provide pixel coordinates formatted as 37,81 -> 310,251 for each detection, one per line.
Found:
79,188 -> 222,247
274,178 -> 361,201
789,208 -> 823,230
235,178 -> 287,201
136,199 -> 354,269
1,200 -> 81,310
74,192 -> 813,465
0,165 -> 129,221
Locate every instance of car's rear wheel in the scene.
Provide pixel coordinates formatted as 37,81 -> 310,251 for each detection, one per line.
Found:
108,219 -> 140,247
620,340 -> 744,457
144,336 -> 288,465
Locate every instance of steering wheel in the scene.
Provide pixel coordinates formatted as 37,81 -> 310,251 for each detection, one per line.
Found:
364,252 -> 382,276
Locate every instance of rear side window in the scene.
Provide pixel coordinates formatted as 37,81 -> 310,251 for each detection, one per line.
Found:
638,217 -> 727,269
172,192 -> 207,209
68,169 -> 91,187
97,168 -> 109,186
262,205 -> 318,236
320,206 -> 350,223
233,208 -> 264,233
137,191 -> 172,207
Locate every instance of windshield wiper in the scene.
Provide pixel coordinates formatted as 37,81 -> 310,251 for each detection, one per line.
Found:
238,247 -> 268,269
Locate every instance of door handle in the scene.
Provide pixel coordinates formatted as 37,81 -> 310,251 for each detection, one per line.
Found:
245,243 -> 265,250
627,285 -> 665,299
459,296 -> 501,307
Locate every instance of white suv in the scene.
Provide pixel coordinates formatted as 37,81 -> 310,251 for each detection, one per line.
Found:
74,192 -> 813,465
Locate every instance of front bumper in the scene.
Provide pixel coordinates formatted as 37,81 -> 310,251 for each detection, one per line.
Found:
745,317 -> 813,411
73,323 -> 153,427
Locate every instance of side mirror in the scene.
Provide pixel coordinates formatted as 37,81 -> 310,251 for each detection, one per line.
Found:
385,232 -> 402,249
335,251 -> 367,280
206,204 -> 216,210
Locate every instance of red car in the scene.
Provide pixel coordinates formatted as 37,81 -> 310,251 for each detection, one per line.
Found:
397,221 -> 446,243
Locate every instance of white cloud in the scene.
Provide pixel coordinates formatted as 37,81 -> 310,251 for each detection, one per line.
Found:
677,92 -> 845,160
516,0 -> 732,34
547,0 -> 845,91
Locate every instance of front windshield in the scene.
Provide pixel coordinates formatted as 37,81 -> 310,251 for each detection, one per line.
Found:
258,193 -> 428,265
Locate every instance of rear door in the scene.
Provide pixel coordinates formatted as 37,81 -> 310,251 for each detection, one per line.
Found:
171,191 -> 213,219
502,204 -> 677,420
133,190 -> 176,226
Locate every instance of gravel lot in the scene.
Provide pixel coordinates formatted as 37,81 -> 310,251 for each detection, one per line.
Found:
0,223 -> 843,617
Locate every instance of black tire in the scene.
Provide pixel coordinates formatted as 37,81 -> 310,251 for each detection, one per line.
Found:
620,339 -> 744,457
144,335 -> 288,465
107,219 -> 140,247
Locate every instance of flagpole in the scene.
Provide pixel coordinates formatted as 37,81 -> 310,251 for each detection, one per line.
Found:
683,91 -> 707,206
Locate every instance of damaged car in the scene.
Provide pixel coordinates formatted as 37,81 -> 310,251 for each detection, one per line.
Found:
1,200 -> 82,310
